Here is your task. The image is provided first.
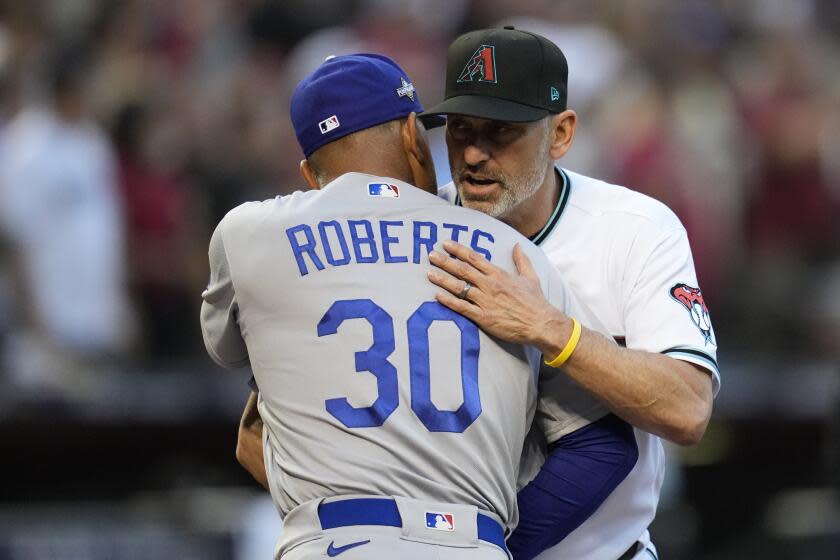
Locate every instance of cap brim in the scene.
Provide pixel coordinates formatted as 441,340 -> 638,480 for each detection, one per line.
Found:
417,113 -> 447,129
419,95 -> 549,127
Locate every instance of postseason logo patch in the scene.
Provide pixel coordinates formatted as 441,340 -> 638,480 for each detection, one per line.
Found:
396,77 -> 416,101
425,511 -> 455,532
319,115 -> 340,134
368,182 -> 400,198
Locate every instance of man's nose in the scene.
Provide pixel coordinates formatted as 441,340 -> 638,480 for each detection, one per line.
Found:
463,142 -> 490,167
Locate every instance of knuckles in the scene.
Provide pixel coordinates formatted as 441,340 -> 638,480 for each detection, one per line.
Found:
466,250 -> 485,265
454,261 -> 471,277
484,278 -> 501,295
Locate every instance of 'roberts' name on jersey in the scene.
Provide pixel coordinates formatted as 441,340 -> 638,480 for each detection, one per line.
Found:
286,219 -> 495,277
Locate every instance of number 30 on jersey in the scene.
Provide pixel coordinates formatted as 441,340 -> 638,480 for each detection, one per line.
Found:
317,299 -> 481,433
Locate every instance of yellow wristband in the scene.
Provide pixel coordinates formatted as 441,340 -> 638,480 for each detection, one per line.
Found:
544,318 -> 581,368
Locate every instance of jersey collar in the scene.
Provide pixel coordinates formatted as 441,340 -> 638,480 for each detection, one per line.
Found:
529,168 -> 571,246
454,167 -> 572,247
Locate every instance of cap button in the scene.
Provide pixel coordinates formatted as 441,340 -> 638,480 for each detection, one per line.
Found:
504,25 -> 514,30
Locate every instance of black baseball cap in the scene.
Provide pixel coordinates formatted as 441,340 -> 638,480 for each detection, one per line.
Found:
420,26 -> 568,126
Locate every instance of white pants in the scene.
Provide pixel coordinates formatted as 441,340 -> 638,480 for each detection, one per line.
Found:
630,531 -> 659,560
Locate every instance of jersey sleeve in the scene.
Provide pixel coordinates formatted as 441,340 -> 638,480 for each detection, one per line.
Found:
623,226 -> 720,395
536,257 -> 610,443
200,221 -> 250,368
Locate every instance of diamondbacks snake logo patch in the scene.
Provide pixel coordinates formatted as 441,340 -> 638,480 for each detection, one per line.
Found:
670,283 -> 714,345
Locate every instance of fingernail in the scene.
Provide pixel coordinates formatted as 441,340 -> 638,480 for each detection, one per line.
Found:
429,251 -> 442,262
427,270 -> 440,280
442,240 -> 454,249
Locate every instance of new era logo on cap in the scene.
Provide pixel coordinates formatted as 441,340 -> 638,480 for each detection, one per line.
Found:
368,182 -> 400,198
425,512 -> 454,531
319,115 -> 340,134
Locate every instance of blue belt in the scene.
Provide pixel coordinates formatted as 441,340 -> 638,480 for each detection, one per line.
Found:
318,498 -> 509,553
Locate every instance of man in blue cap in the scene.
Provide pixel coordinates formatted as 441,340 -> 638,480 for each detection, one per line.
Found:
202,53 -> 637,559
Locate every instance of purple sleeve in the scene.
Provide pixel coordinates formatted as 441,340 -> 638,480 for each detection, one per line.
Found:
507,414 -> 638,560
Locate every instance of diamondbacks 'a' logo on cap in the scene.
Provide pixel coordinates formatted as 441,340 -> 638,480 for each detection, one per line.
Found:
670,283 -> 714,345
457,45 -> 497,83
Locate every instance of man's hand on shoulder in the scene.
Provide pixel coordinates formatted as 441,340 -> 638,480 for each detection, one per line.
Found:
427,240 -> 574,353
427,239 -> 715,446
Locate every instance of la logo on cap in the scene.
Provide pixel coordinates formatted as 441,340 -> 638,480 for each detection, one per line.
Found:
457,45 -> 497,83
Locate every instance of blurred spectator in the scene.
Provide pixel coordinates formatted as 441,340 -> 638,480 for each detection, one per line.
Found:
736,30 -> 840,259
722,29 -> 840,352
112,101 -> 205,363
0,51 -> 134,389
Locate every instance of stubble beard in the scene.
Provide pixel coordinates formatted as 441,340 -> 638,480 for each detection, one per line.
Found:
453,149 -> 552,220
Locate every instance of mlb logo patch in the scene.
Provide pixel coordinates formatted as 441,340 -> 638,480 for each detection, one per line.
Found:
319,115 -> 340,134
368,182 -> 400,198
425,512 -> 454,532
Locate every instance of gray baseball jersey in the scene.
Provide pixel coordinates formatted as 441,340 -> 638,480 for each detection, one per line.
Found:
200,172 -> 606,532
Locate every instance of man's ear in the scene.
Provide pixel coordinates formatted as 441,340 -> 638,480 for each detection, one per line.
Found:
401,113 -> 437,193
299,159 -> 321,190
549,110 -> 577,160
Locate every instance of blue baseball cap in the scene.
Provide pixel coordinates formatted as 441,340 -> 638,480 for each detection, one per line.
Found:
291,53 -> 441,158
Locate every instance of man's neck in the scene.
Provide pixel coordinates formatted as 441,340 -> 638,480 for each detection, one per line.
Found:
502,167 -> 561,238
329,162 -> 414,189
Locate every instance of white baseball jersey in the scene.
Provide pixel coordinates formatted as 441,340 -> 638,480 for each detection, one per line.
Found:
200,172 -> 609,535
440,167 -> 719,560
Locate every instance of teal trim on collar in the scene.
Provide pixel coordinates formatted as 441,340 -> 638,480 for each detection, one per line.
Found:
529,168 -> 570,246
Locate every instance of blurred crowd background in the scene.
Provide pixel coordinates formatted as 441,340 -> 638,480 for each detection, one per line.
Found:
0,0 -> 838,558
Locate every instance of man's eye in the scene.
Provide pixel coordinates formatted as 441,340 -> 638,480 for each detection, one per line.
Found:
448,123 -> 471,138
